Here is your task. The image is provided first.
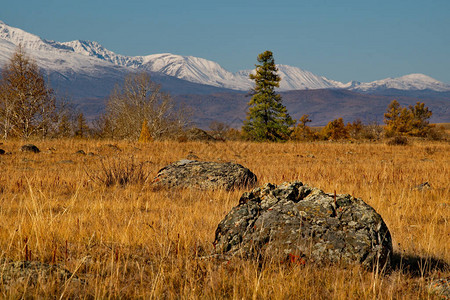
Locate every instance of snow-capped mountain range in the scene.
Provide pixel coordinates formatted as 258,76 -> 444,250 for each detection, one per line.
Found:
1,20 -> 450,93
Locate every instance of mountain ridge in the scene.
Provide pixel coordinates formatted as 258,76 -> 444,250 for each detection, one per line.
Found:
0,21 -> 449,128
174,89 -> 450,128
2,20 -> 449,93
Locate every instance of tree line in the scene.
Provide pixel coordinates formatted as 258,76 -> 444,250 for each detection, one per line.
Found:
0,46 -> 190,140
0,47 -> 445,141
241,50 -> 444,142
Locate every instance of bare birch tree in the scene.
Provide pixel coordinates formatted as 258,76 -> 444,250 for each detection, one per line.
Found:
0,45 -> 57,139
99,72 -> 190,140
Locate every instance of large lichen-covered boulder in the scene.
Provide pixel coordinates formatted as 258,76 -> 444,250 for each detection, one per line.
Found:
213,181 -> 392,268
152,159 -> 257,190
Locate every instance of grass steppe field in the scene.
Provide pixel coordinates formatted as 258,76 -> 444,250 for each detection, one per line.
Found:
0,139 -> 448,299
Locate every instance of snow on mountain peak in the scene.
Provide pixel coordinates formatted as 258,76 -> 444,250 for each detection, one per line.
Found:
1,20 -> 449,93
350,73 -> 450,92
137,53 -> 250,90
398,73 -> 440,83
237,65 -> 346,91
0,21 -> 52,51
276,64 -> 345,90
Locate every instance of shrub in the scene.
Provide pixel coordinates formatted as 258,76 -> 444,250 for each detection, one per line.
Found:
427,125 -> 447,141
384,100 -> 433,137
361,121 -> 384,140
292,114 -> 319,141
386,136 -> 409,146
85,157 -> 151,187
321,118 -> 349,140
209,121 -> 230,140
346,119 -> 364,139
99,73 -> 191,140
138,120 -> 153,143
225,128 -> 245,141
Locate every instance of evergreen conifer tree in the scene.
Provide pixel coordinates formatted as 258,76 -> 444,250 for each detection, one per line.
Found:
243,51 -> 294,141
74,112 -> 90,138
57,113 -> 73,138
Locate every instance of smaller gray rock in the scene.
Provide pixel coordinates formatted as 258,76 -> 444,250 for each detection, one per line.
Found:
20,144 -> 40,153
0,260 -> 83,289
100,144 -> 121,151
152,160 -> 257,190
75,150 -> 86,155
412,182 -> 431,191
185,128 -> 216,141
421,158 -> 434,163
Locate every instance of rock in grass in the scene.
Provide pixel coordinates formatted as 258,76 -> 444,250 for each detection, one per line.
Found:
20,144 -> 40,153
213,181 -> 392,268
0,149 -> 5,155
152,159 -> 257,190
185,128 -> 216,141
0,261 -> 83,289
412,182 -> 432,191
75,150 -> 86,155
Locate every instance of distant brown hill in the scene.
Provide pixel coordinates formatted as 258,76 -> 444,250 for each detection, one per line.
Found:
174,89 -> 450,128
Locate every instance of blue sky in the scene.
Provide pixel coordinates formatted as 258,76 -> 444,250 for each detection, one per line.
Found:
2,0 -> 449,83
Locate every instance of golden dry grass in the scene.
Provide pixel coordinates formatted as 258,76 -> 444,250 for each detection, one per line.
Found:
0,139 -> 448,298
436,123 -> 450,130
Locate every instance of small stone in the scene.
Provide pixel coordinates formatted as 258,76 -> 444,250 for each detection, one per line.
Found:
0,260 -> 84,290
421,158 -> 434,162
102,144 -> 121,151
412,182 -> 431,191
20,144 -> 40,153
0,149 -> 5,155
75,150 -> 86,155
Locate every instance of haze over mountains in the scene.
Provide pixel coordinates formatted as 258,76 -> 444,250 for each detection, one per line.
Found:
0,20 -> 449,127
